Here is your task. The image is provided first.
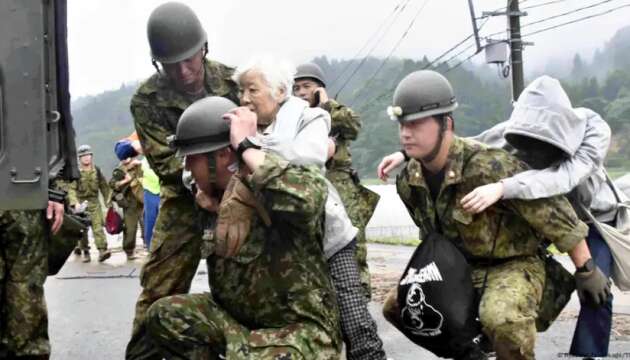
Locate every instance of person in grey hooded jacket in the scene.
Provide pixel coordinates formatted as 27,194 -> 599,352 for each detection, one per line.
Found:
460,76 -> 617,359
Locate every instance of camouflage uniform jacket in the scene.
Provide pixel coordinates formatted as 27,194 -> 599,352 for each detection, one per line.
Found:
131,60 -> 239,199
109,162 -> 144,206
55,179 -> 78,208
70,166 -> 110,204
206,153 -> 341,348
396,136 -> 588,260
322,99 -> 360,172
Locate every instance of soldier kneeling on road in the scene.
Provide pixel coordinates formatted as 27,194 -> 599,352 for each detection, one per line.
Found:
144,96 -> 342,359
378,70 -> 611,360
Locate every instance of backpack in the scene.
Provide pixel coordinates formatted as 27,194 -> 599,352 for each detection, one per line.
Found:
397,232 -> 483,358
395,149 -> 487,359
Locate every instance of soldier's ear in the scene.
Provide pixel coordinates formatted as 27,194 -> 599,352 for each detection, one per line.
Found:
446,116 -> 454,132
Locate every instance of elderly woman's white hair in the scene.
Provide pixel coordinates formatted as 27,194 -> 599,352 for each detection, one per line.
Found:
232,55 -> 296,101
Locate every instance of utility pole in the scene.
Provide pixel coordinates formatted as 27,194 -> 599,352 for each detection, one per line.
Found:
467,0 -> 482,53
508,0 -> 525,101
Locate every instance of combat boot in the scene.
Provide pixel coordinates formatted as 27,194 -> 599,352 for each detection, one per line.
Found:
82,250 -> 91,263
98,249 -> 111,262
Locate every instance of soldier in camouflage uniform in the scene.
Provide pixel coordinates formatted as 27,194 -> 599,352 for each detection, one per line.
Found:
125,3 -> 239,359
0,195 -> 64,359
293,63 -> 380,299
380,71 -> 611,360
69,144 -> 111,263
146,96 -> 341,359
109,157 -> 144,261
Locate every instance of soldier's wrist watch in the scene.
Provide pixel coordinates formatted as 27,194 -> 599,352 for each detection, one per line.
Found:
576,258 -> 594,273
236,136 -> 262,161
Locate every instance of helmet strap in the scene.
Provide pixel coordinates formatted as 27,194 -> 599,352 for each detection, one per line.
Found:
206,152 -> 217,184
151,59 -> 162,75
421,116 -> 447,163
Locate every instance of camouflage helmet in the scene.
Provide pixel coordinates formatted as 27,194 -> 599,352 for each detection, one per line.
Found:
294,63 -> 326,87
77,144 -> 92,157
170,97 -> 236,157
387,70 -> 458,123
147,2 -> 207,64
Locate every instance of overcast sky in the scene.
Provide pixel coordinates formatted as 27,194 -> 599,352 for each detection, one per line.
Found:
67,0 -> 630,97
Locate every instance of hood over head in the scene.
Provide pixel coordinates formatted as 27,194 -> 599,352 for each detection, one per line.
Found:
504,75 -> 585,157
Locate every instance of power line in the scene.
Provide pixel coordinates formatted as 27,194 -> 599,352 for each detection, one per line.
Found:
420,0 -> 518,72
351,1 -> 494,107
422,35 -> 474,69
446,51 -> 480,73
330,0 -> 410,87
523,0 -> 617,28
478,0 -> 528,16
523,2 -> 630,36
521,0 -> 569,10
440,43 -> 477,68
486,0 -> 622,38
334,0 -> 413,97
446,1 -> 630,72
422,16 -> 490,70
349,0 -> 431,104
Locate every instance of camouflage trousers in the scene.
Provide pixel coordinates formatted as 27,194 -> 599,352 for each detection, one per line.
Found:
473,256 -> 544,360
383,255 -> 544,360
126,193 -> 201,360
146,293 -> 340,360
77,198 -> 107,250
122,200 -> 143,254
0,210 -> 50,357
326,170 -> 379,300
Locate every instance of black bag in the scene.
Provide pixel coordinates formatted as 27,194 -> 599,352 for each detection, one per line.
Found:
397,232 -> 483,358
535,251 -> 575,331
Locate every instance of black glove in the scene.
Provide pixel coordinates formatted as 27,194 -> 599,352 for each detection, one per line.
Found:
574,259 -> 612,308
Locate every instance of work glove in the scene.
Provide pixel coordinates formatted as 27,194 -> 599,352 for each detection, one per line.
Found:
575,263 -> 612,308
215,173 -> 271,257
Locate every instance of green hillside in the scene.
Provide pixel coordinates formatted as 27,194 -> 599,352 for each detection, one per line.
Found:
71,25 -> 630,178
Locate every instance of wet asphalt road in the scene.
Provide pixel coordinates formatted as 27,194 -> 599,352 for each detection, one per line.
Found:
45,242 -> 630,359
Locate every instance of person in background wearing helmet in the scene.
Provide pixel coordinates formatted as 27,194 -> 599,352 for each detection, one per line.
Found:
125,2 -> 239,358
293,62 -> 380,302
379,70 -> 610,359
112,136 -> 145,261
69,144 -> 111,263
145,96 -> 341,359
